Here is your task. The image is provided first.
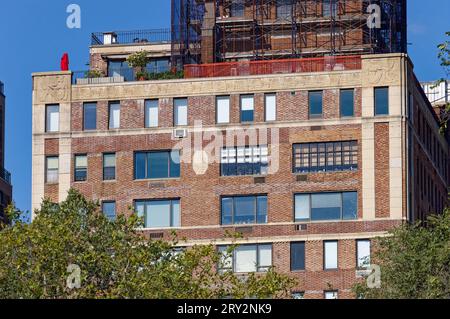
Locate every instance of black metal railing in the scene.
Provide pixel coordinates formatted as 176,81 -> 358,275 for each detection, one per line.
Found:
0,167 -> 11,185
91,29 -> 171,46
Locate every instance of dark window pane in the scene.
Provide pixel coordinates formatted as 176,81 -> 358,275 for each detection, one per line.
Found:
148,152 -> 169,179
231,0 -> 244,17
257,196 -> 268,224
170,151 -> 181,178
234,197 -> 255,224
340,89 -> 354,117
75,169 -> 87,182
241,110 -> 254,122
309,91 -> 323,118
291,242 -> 305,271
311,193 -> 341,221
135,153 -> 147,179
83,103 -> 97,130
343,192 -> 358,220
221,198 -> 233,225
375,87 -> 389,115
103,167 -> 116,180
277,0 -> 293,19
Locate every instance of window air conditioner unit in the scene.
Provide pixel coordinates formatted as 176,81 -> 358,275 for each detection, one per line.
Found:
173,128 -> 188,139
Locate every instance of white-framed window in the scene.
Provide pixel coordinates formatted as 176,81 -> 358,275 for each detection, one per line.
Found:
135,199 -> 181,228
46,156 -> 59,184
174,98 -> 188,126
145,99 -> 159,128
265,94 -> 277,121
324,290 -> 338,299
216,96 -> 230,124
221,145 -> 269,176
356,240 -> 371,268
102,201 -> 116,221
109,102 -> 121,129
324,241 -> 338,270
218,244 -> 272,273
46,104 -> 59,132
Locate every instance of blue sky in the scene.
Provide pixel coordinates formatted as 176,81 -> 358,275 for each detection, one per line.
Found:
0,0 -> 448,215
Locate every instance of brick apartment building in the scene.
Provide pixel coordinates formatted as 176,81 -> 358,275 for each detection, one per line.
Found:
32,1 -> 449,299
0,81 -> 12,223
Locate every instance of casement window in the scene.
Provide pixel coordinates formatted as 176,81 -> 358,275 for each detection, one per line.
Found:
46,104 -> 59,132
174,98 -> 188,126
340,89 -> 354,117
221,145 -> 269,176
230,0 -> 245,17
103,153 -> 116,181
134,150 -> 180,180
265,94 -> 277,122
375,87 -> 389,116
108,102 -> 120,129
102,201 -> 116,221
74,155 -> 88,182
309,91 -> 323,118
294,192 -> 358,221
324,290 -> 338,299
356,240 -> 371,269
293,141 -> 358,173
276,0 -> 293,19
135,199 -> 180,228
324,241 -> 338,270
290,242 -> 305,271
240,95 -> 254,122
145,99 -> 159,128
83,102 -> 97,130
45,156 -> 59,184
218,244 -> 272,273
216,96 -> 230,124
221,195 -> 267,225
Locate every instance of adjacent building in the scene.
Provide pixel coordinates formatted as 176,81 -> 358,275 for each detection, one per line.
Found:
0,81 -> 12,223
32,0 -> 448,299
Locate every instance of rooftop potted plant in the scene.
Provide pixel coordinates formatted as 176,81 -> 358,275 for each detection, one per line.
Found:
126,51 -> 149,81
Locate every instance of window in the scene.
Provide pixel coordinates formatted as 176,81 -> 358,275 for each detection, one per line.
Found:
375,87 -> 389,116
102,201 -> 116,221
134,150 -> 180,180
145,99 -> 159,128
74,155 -> 87,182
265,94 -> 277,121
324,291 -> 338,299
340,89 -> 354,117
324,241 -> 338,270
292,292 -> 305,300
294,192 -> 358,221
309,91 -> 323,118
356,240 -> 371,268
46,157 -> 59,184
46,104 -> 59,132
221,146 -> 269,176
216,96 -> 230,124
240,95 -> 254,122
218,244 -> 272,273
221,195 -> 267,225
83,103 -> 97,130
108,102 -> 120,129
277,0 -> 293,19
135,199 -> 180,228
108,60 -> 133,81
174,98 -> 188,126
230,0 -> 244,17
291,242 -> 305,271
293,141 -> 358,173
103,153 -> 116,181
323,0 -> 337,17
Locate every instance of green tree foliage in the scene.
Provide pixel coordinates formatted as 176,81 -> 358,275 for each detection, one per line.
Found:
354,212 -> 450,299
0,190 -> 295,299
436,32 -> 450,134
